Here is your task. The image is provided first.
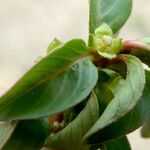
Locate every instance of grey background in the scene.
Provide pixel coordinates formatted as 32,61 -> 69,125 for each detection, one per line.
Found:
0,0 -> 150,149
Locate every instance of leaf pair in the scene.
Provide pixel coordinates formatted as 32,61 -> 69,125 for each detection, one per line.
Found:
85,69 -> 150,144
45,54 -> 146,149
84,54 -> 145,144
45,89 -> 131,150
45,92 -> 99,150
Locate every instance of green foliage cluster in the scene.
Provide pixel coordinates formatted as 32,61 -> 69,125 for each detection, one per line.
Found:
0,0 -> 150,149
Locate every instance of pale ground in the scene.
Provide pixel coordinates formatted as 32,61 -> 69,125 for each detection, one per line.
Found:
0,0 -> 149,150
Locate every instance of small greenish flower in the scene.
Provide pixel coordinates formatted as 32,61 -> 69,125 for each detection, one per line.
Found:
93,23 -> 123,59
94,23 -> 113,38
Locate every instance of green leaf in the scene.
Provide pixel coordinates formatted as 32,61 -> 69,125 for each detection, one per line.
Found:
0,39 -> 98,120
84,55 -> 145,144
89,0 -> 132,34
94,23 -> 113,37
85,70 -> 150,144
45,92 -> 99,150
141,119 -> 150,138
2,119 -> 49,150
123,38 -> 150,67
90,136 -> 131,150
0,122 -> 17,149
95,69 -> 125,113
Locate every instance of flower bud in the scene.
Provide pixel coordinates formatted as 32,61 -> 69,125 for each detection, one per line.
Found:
94,23 -> 113,38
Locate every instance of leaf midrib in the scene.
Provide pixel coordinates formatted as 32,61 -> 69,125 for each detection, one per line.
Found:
0,52 -> 92,105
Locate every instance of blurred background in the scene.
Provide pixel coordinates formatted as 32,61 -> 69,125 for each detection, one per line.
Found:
0,0 -> 149,149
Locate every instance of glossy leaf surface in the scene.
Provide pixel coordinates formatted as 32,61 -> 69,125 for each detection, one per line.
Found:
2,119 -> 49,150
45,92 -> 99,150
95,69 -> 125,114
86,70 -> 150,143
0,40 -> 98,120
84,55 -> 145,144
89,0 -> 132,34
